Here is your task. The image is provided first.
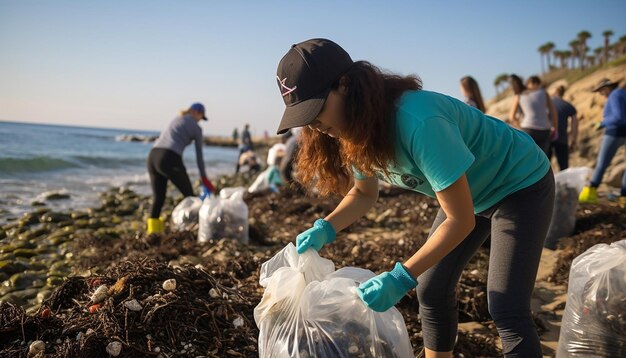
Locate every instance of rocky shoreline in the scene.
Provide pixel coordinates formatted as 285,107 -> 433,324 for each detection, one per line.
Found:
1,171 -> 625,357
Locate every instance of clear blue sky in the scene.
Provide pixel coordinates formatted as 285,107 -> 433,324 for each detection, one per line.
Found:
1,1 -> 625,136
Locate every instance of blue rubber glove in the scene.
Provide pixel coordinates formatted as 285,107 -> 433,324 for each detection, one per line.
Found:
295,219 -> 336,254
199,186 -> 211,201
357,262 -> 418,312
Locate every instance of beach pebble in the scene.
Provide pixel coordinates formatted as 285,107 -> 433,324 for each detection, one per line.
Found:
209,288 -> 219,298
28,340 -> 45,356
233,316 -> 244,328
106,341 -> 122,356
348,345 -> 359,354
91,285 -> 108,303
162,279 -> 177,291
124,299 -> 143,311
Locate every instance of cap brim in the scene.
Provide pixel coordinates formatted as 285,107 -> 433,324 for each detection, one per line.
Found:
202,115 -> 208,121
592,82 -> 618,92
276,90 -> 328,135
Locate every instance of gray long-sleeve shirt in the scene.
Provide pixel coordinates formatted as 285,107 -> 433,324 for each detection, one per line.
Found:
154,114 -> 207,177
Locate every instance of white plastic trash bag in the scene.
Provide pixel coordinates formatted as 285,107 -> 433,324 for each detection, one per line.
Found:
254,243 -> 414,358
556,240 -> 626,357
171,197 -> 202,231
198,187 -> 249,244
248,166 -> 282,193
545,167 -> 592,249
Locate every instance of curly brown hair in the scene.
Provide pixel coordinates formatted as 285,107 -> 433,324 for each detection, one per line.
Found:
295,61 -> 422,196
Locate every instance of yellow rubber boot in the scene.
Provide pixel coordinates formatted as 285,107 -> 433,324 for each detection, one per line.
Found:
578,186 -> 597,204
147,218 -> 164,234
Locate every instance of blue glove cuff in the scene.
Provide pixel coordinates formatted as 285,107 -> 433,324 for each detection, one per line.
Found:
390,262 -> 418,290
313,219 -> 336,243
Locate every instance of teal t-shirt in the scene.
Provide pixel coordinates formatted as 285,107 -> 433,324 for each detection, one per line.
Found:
355,90 -> 550,214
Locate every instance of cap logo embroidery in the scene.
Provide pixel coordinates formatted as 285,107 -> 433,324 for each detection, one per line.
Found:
277,76 -> 297,97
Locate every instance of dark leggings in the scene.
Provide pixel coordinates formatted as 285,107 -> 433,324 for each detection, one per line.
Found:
417,170 -> 554,357
147,148 -> 194,218
522,128 -> 552,157
549,141 -> 569,171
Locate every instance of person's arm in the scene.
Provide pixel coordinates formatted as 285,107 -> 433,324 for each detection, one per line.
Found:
324,175 -> 379,232
546,91 -> 558,135
294,175 -> 379,254
402,174 -> 475,278
194,128 -> 216,193
569,113 -> 579,150
508,95 -> 521,128
601,92 -> 623,127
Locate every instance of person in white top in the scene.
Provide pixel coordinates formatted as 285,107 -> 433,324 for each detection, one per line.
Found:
508,75 -> 558,156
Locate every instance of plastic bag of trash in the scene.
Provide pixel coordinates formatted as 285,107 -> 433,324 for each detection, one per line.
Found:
545,167 -> 592,249
267,143 -> 286,166
254,243 -> 413,358
556,240 -> 626,357
171,197 -> 203,231
198,187 -> 248,244
248,166 -> 283,194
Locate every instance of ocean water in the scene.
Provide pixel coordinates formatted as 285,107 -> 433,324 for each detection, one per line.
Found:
0,121 -> 239,223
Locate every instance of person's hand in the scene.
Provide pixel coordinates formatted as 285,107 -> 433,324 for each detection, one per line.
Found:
357,262 -> 417,312
199,186 -> 211,201
594,122 -> 605,131
295,219 -> 336,254
550,127 -> 559,142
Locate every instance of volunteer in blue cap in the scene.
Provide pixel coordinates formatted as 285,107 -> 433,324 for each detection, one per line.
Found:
146,102 -> 216,234
275,38 -> 555,357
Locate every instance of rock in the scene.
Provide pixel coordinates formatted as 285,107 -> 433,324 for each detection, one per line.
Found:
162,279 -> 176,291
0,260 -> 30,275
44,192 -> 70,201
8,272 -> 44,290
31,201 -> 46,207
106,341 -> 122,357
40,212 -> 71,223
124,299 -> 143,311
28,340 -> 45,356
19,212 -> 40,226
70,211 -> 89,220
36,289 -> 52,304
13,249 -> 38,258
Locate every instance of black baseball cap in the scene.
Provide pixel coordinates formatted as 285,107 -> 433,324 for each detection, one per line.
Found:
275,38 -> 353,135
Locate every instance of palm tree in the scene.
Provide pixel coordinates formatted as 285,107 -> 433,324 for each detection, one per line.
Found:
577,30 -> 592,69
594,47 -> 604,65
545,42 -> 555,70
552,50 -> 563,69
562,50 -> 573,69
602,30 -> 614,63
569,40 -> 580,68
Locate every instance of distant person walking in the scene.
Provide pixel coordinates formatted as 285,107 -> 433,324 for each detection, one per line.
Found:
579,79 -> 626,207
147,103 -> 215,234
508,75 -> 558,156
236,124 -> 255,174
549,85 -> 578,171
232,128 -> 239,144
460,76 -> 486,113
